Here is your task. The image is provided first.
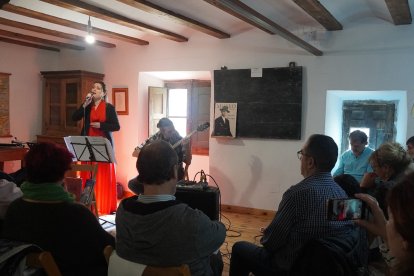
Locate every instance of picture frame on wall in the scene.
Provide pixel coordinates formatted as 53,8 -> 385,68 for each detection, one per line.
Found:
112,87 -> 128,115
211,102 -> 237,138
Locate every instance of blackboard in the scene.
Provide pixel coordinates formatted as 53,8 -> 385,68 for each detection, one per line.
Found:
214,66 -> 302,139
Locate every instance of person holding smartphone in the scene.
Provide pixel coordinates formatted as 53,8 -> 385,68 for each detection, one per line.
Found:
355,172 -> 414,276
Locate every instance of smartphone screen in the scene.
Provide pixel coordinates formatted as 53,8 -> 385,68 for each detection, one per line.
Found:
327,198 -> 366,221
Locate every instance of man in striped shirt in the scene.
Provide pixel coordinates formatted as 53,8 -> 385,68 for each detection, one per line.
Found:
230,134 -> 355,275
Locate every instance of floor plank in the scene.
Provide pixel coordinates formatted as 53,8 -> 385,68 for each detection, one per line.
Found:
220,211 -> 274,276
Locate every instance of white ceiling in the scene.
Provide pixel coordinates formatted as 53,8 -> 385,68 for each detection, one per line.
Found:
0,0 -> 412,80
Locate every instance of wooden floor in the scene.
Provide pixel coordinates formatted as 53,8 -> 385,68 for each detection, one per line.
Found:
219,210 -> 274,276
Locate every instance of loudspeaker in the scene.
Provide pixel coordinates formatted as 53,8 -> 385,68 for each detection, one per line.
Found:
175,187 -> 220,221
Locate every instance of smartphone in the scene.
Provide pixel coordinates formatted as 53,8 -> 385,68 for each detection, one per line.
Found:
327,198 -> 366,221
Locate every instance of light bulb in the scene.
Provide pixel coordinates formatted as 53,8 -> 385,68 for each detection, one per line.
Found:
85,34 -> 95,44
85,16 -> 95,44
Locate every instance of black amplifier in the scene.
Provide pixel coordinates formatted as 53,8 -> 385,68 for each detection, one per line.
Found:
175,186 -> 220,221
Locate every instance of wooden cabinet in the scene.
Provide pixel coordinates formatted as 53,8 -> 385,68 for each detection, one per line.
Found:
38,70 -> 104,143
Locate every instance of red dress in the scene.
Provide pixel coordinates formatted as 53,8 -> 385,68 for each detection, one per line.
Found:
82,102 -> 117,215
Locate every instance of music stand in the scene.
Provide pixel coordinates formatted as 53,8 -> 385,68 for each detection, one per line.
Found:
64,136 -> 116,221
63,136 -> 116,163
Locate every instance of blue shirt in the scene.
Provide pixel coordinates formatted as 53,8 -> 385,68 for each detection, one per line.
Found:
333,147 -> 374,182
261,172 -> 354,271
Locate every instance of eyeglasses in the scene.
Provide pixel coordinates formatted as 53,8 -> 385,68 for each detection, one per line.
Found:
297,150 -> 308,160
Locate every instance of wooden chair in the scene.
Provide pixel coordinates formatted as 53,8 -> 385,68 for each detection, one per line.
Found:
26,251 -> 62,276
70,163 -> 99,217
104,245 -> 191,276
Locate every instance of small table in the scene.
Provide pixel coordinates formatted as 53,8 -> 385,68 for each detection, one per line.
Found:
0,147 -> 28,171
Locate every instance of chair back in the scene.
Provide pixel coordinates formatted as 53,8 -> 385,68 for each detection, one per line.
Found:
26,251 -> 62,276
0,239 -> 62,276
64,177 -> 82,202
104,245 -> 191,276
289,232 -> 365,276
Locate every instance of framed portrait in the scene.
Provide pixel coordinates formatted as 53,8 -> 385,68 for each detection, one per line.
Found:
211,102 -> 237,138
112,88 -> 129,115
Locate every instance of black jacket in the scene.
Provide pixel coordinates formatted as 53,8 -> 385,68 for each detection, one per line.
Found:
72,102 -> 120,145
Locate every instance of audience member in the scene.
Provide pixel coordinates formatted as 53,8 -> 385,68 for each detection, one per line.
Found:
333,130 -> 374,182
334,174 -> 361,197
356,171 -> 414,276
230,134 -> 356,276
360,142 -> 413,217
117,140 -> 225,276
0,179 -> 22,232
2,142 -> 114,276
406,136 -> 414,159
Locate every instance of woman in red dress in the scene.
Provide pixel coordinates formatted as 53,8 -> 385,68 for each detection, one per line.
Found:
72,81 -> 120,214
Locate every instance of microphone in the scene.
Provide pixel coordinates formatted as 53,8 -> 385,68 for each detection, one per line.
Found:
85,91 -> 95,101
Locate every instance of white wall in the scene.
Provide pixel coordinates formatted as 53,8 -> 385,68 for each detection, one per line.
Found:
0,43 -> 59,172
2,18 -> 414,210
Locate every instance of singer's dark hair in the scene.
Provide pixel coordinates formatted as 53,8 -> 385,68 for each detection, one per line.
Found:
305,134 -> 338,172
95,81 -> 107,100
25,142 -> 73,184
136,140 -> 178,185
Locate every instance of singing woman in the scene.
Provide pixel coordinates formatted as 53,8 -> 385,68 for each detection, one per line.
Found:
72,81 -> 120,214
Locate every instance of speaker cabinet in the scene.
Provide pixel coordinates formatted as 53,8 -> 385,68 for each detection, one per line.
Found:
175,187 -> 220,221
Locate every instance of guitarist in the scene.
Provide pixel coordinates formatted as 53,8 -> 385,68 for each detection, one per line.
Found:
129,118 -> 192,194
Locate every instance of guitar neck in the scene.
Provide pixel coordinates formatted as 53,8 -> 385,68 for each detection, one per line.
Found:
172,129 -> 197,149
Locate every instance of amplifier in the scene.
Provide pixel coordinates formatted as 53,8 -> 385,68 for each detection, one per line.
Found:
175,186 -> 220,221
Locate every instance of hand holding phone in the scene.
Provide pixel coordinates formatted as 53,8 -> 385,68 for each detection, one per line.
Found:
327,198 -> 367,221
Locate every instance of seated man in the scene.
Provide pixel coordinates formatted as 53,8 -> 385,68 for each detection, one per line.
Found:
230,134 -> 356,275
333,130 -> 374,183
116,140 -> 225,276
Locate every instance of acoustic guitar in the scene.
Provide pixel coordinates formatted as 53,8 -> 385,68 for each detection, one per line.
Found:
132,122 -> 210,157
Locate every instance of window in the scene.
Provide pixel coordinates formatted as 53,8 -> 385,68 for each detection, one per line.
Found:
341,101 -> 396,153
167,88 -> 188,137
149,80 -> 211,155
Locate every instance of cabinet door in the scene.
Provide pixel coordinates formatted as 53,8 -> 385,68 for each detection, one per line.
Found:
64,78 -> 80,132
44,79 -> 62,133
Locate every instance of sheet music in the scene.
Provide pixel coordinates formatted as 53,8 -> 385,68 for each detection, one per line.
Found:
64,136 -> 117,163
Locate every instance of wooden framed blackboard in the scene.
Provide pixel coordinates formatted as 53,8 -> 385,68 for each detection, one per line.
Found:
214,66 -> 302,139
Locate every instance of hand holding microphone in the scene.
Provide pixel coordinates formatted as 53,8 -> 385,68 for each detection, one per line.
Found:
83,91 -> 95,108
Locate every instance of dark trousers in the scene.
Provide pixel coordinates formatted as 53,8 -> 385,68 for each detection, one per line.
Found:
210,251 -> 224,276
230,241 -> 285,276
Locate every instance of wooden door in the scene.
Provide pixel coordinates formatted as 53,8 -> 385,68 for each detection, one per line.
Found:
148,86 -> 167,136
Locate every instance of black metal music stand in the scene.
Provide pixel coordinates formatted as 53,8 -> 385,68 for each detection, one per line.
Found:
64,136 -> 116,221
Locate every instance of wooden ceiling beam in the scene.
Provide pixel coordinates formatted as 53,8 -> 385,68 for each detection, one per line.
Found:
0,18 -> 116,48
40,0 -> 188,42
292,0 -> 342,30
0,29 -> 84,50
384,0 -> 412,25
1,3 -> 149,45
116,0 -> 230,39
0,36 -> 60,52
203,0 -> 323,56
